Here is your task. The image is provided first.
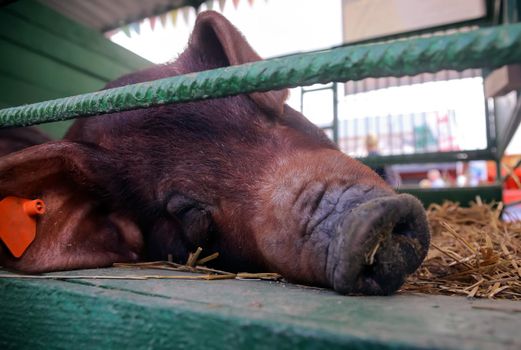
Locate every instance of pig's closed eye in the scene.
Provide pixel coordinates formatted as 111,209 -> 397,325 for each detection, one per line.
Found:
173,203 -> 196,216
166,192 -> 213,247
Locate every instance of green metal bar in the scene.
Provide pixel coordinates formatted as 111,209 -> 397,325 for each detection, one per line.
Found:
398,184 -> 503,207
482,81 -> 498,156
332,83 -> 339,144
301,85 -> 335,93
3,23 -> 521,128
301,83 -> 338,143
358,149 -> 496,166
497,90 -> 521,156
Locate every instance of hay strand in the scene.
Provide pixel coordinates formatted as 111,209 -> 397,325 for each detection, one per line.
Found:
196,252 -> 220,265
186,247 -> 203,267
0,247 -> 282,282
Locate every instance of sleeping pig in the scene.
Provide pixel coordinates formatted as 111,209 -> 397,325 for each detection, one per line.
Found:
0,11 -> 429,295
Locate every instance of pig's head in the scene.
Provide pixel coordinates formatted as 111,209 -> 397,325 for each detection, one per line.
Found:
0,11 -> 429,295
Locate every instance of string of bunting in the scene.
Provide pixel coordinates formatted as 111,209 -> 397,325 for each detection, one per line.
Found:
119,0 -> 265,37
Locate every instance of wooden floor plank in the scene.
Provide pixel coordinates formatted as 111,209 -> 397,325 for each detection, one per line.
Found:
0,268 -> 519,349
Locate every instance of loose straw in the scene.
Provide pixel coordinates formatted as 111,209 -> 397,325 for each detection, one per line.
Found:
402,200 -> 521,301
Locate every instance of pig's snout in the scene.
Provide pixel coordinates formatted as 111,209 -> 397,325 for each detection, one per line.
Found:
327,193 -> 430,295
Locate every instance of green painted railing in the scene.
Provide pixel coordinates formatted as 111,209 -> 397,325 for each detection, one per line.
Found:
2,23 -> 521,128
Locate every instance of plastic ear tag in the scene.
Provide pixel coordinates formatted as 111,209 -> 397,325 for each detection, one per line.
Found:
0,196 -> 46,258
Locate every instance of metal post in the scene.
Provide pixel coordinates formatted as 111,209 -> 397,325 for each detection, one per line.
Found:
300,87 -> 305,113
332,83 -> 339,144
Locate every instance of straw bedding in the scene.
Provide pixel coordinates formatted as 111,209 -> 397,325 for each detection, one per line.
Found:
401,199 -> 521,300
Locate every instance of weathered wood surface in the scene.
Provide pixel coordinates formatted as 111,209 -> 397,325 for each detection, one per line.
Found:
0,268 -> 519,349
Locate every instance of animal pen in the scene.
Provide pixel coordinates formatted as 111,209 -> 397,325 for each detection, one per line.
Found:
0,1 -> 520,349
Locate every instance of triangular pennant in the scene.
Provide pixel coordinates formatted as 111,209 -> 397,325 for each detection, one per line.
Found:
130,22 -> 140,35
169,9 -> 179,26
206,0 -> 215,11
218,0 -> 226,11
181,7 -> 191,24
121,25 -> 132,37
232,0 -> 240,9
159,13 -> 168,27
248,0 -> 254,6
149,16 -> 157,30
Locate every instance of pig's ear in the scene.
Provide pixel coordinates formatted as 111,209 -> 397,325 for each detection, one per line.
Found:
0,141 -> 142,272
187,11 -> 288,116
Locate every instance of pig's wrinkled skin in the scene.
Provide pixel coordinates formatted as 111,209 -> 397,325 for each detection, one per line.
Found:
0,11 -> 430,295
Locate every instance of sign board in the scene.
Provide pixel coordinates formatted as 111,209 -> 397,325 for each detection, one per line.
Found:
343,0 -> 487,43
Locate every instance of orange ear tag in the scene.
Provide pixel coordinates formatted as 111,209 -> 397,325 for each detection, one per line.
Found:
0,196 -> 46,258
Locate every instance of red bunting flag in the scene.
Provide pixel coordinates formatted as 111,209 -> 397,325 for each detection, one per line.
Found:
149,16 -> 157,30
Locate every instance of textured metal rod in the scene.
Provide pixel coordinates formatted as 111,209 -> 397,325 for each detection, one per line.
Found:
2,23 -> 521,128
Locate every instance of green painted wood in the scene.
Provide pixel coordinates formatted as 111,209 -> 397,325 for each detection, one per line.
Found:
0,268 -> 519,349
0,75 -> 62,106
0,74 -> 70,138
0,12 -> 132,82
0,39 -> 106,95
399,184 -> 503,207
36,121 -> 73,140
0,0 -> 151,138
5,0 -> 150,71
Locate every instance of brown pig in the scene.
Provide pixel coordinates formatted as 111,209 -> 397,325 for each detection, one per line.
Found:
0,11 -> 429,295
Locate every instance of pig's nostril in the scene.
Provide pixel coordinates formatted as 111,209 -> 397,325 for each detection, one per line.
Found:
393,220 -> 416,239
